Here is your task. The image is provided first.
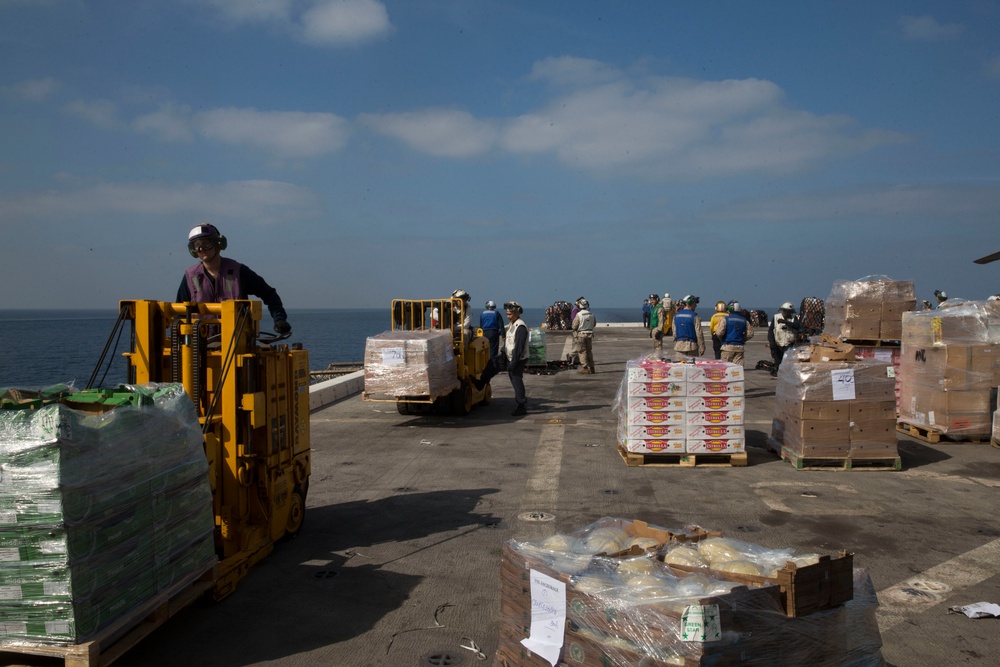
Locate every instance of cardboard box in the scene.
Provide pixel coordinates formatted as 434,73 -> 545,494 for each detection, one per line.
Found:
882,300 -> 916,320
776,396 -> 850,421
623,438 -> 685,454
627,395 -> 686,412
849,400 -> 896,421
849,419 -> 897,445
687,381 -> 744,397
626,363 -> 688,382
783,437 -> 852,458
843,300 -> 881,319
626,381 -> 686,397
623,423 -> 686,439
879,320 -> 902,341
899,344 -> 994,390
686,437 -> 745,454
685,395 -> 744,411
808,340 -> 855,362
840,318 -> 881,340
898,385 -> 993,434
688,424 -> 744,439
687,361 -> 744,382
902,311 -> 990,347
782,415 -> 850,443
626,409 -> 686,425
363,330 -> 460,397
685,410 -> 744,425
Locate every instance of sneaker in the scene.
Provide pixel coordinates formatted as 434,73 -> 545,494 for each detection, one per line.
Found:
578,368 -> 593,374
511,404 -> 527,416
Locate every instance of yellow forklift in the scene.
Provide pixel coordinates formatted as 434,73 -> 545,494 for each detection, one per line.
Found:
98,299 -> 310,599
364,297 -> 492,415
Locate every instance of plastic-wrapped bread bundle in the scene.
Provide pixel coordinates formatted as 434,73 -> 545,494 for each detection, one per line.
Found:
0,384 -> 216,644
497,518 -> 882,667
824,275 -> 916,341
363,330 -> 459,398
898,302 -> 997,437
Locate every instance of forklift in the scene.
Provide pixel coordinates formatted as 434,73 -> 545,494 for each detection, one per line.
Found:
363,297 -> 492,415
96,299 -> 311,599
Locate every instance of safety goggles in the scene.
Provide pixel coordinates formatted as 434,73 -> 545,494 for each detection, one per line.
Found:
190,240 -> 216,253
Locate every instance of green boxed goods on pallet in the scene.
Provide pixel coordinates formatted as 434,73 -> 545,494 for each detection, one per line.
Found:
0,383 -> 217,645
528,327 -> 546,365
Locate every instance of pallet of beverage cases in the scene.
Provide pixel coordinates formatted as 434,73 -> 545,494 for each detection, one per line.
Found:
777,445 -> 901,471
617,443 -> 748,468
897,421 -> 991,445
0,564 -> 216,667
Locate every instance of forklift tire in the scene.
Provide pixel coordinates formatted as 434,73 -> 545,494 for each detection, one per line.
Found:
482,383 -> 492,405
450,383 -> 473,416
397,401 -> 411,415
285,483 -> 307,539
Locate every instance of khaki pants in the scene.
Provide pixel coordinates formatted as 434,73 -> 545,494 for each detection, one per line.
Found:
652,329 -> 664,351
578,334 -> 594,371
721,349 -> 745,366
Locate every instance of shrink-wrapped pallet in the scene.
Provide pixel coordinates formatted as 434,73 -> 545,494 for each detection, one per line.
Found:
771,352 -> 898,460
0,384 -> 216,644
898,302 -> 997,438
528,327 -> 546,365
363,330 -> 459,398
823,275 -> 915,341
615,360 -> 745,454
497,517 -> 880,667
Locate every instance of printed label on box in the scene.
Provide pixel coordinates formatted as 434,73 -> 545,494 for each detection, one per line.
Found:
628,381 -> 686,397
687,381 -> 744,397
681,604 -> 722,642
685,438 -> 745,454
628,410 -> 686,425
688,362 -> 744,382
629,396 -> 687,411
685,395 -> 744,411
688,424 -> 744,439
685,410 -> 744,425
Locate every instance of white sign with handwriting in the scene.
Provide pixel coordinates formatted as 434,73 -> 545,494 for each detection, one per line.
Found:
381,347 -> 405,365
520,569 -> 566,666
830,368 -> 856,401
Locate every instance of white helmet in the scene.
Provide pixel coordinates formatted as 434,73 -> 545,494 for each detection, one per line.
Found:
578,299 -> 590,309
781,302 -> 795,311
452,289 -> 470,301
663,293 -> 670,299
485,300 -> 497,310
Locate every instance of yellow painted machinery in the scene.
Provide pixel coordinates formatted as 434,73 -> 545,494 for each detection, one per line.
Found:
365,297 -> 492,415
110,299 -> 310,599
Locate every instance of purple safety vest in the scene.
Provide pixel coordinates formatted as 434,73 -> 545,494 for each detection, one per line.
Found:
185,258 -> 246,303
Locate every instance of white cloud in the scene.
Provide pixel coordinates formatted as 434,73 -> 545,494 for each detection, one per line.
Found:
360,109 -> 498,157
898,15 -> 964,42
1,76 -> 58,102
133,105 -> 350,158
63,99 -> 119,129
301,0 -> 392,45
0,180 -> 323,225
497,63 -> 905,178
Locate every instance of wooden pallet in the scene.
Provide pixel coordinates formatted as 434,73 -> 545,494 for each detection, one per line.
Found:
778,445 -> 900,471
897,421 -> 990,445
617,444 -> 747,467
0,564 -> 216,667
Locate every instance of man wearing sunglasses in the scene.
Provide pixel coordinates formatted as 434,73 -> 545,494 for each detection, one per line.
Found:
177,223 -> 291,334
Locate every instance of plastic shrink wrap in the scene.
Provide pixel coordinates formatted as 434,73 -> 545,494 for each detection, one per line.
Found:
0,384 -> 216,645
497,517 -> 882,667
824,275 -> 915,342
770,353 -> 898,459
898,301 -> 999,437
363,330 -> 459,398
529,327 -> 547,365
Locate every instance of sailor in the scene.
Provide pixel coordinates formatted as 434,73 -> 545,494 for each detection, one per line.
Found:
479,300 -> 506,359
473,301 -> 530,416
715,301 -> 753,366
768,302 -> 801,378
709,301 -> 728,360
648,294 -> 666,355
934,290 -> 948,308
672,297 -> 705,359
572,298 -> 596,374
451,289 -> 473,339
178,223 -> 290,333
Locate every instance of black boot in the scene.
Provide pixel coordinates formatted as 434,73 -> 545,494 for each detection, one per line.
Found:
511,403 -> 527,416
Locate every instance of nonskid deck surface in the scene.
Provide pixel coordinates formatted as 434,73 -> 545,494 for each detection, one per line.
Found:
112,327 -> 1000,667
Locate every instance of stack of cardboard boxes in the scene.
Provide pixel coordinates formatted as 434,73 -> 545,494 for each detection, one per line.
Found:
363,330 -> 459,398
823,277 -> 916,342
770,340 -> 898,461
616,360 -> 745,456
898,302 -> 998,439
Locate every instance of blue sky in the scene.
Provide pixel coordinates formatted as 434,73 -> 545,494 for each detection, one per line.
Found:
2,0 -> 999,311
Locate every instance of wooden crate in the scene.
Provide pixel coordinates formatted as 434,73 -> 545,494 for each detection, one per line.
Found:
665,550 -> 854,617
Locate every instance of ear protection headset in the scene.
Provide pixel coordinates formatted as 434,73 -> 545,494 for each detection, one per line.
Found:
188,224 -> 228,257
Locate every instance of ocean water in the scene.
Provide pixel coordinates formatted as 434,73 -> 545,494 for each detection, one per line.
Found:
0,306 -> 655,389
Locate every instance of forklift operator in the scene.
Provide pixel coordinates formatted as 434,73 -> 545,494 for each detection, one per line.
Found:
177,223 -> 291,334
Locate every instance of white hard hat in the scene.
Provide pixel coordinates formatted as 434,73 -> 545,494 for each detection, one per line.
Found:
781,302 -> 795,311
663,293 -> 670,299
